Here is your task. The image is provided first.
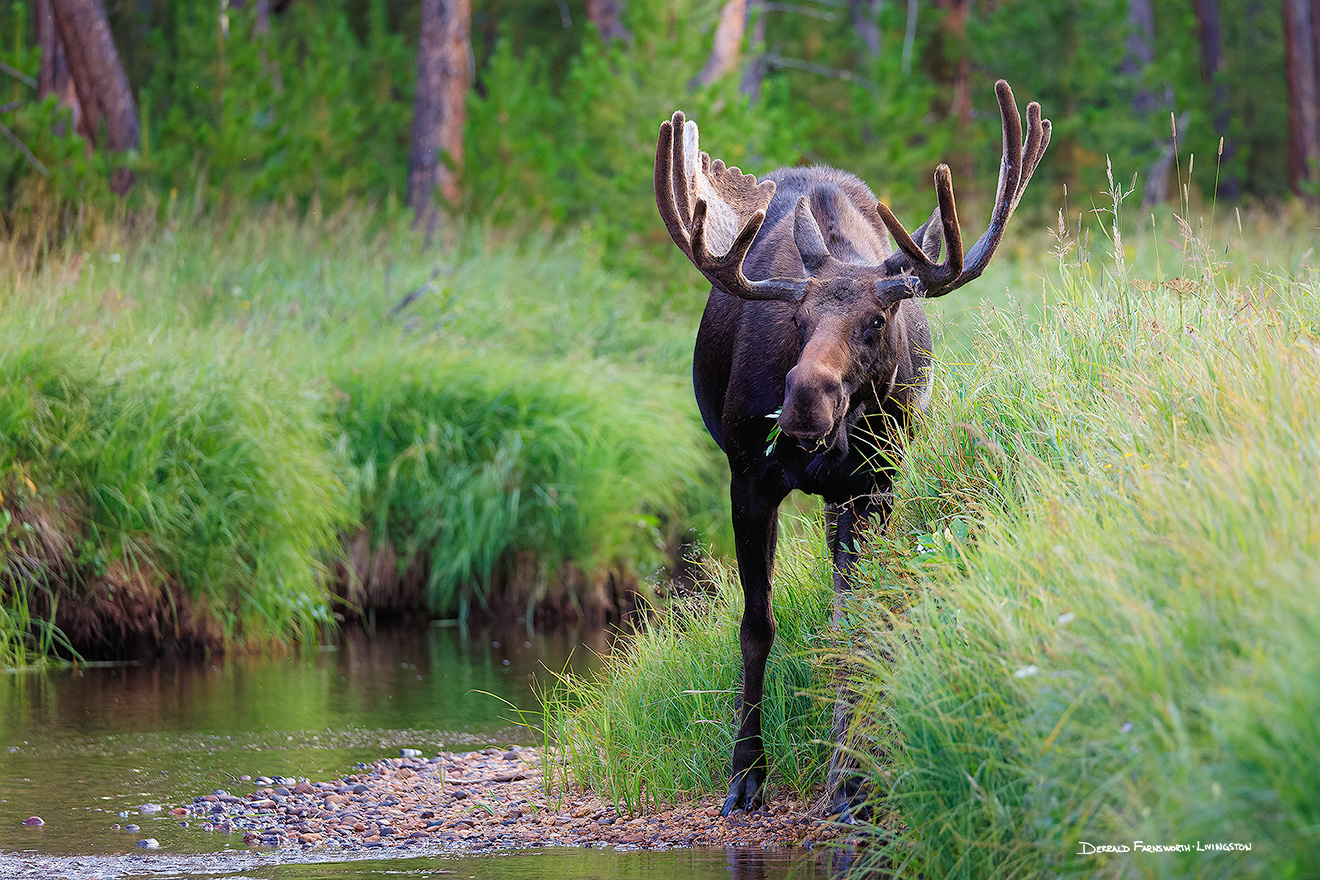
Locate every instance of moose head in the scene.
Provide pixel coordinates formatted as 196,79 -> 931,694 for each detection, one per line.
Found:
655,81 -> 1050,817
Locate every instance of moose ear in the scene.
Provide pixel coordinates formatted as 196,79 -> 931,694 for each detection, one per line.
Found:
793,197 -> 831,273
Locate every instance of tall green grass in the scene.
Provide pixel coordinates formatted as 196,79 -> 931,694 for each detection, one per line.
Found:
327,342 -> 716,615
0,207 -> 727,661
847,203 -> 1320,877
0,317 -> 345,661
545,186 -> 1318,879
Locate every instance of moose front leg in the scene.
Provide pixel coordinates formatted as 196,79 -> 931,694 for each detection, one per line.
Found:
825,491 -> 890,822
723,475 -> 788,815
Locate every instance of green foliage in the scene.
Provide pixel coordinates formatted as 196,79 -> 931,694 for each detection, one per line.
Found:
2,0 -> 1303,236
142,0 -> 414,205
542,520 -> 835,813
464,8 -> 807,270
846,199 -> 1320,878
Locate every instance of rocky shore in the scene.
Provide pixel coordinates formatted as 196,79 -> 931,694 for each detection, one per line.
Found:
175,746 -> 846,852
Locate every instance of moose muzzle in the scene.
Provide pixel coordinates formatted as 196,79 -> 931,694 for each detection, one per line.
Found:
778,361 -> 847,447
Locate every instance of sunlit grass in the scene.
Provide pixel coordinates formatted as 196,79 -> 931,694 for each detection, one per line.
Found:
848,197 -> 1320,878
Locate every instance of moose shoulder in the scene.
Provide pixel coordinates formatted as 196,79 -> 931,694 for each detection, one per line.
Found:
654,81 -> 1050,817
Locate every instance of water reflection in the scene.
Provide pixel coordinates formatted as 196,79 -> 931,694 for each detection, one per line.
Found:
0,623 -> 609,855
0,624 -> 855,880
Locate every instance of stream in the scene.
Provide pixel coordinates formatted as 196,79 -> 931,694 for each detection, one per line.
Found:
0,624 -> 836,879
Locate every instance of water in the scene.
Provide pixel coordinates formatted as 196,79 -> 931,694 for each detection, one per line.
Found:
0,624 -> 835,879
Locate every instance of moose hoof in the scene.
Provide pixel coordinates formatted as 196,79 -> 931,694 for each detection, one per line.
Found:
721,769 -> 764,815
828,775 -> 873,824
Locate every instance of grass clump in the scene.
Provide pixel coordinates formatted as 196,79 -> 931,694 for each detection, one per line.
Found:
542,520 -> 836,814
328,342 -> 715,618
0,318 -> 346,664
848,207 -> 1320,878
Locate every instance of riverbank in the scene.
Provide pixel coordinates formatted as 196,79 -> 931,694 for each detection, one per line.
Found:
169,748 -> 846,853
0,213 -> 728,664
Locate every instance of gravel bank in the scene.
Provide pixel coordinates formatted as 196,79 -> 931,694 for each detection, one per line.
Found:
175,746 -> 845,852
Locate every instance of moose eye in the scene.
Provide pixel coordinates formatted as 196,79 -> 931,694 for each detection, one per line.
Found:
869,315 -> 886,330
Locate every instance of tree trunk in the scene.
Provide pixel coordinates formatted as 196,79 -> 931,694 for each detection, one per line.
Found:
851,0 -> 883,60
1193,0 -> 1239,198
408,0 -> 471,237
934,0 -> 972,125
740,1 -> 767,99
692,0 -> 747,87
585,0 -> 629,43
1283,0 -> 1320,196
1122,0 -> 1157,115
50,0 -> 140,194
35,0 -> 81,137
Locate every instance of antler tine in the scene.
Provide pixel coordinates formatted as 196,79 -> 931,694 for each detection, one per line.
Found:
655,112 -> 692,258
945,80 -> 1038,291
1011,102 -> 1051,214
654,111 -> 805,304
873,80 -> 1049,303
875,163 -> 964,288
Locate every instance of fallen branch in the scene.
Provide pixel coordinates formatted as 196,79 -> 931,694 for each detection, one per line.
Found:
0,120 -> 49,177
386,265 -> 446,318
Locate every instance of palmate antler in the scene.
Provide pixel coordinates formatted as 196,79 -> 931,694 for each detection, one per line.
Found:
654,111 -> 807,303
873,80 -> 1051,302
655,80 -> 1051,305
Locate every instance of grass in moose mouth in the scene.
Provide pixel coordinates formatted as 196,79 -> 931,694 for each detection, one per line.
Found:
764,409 -> 783,457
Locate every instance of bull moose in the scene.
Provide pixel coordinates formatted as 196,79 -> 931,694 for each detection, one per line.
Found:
654,80 -> 1050,818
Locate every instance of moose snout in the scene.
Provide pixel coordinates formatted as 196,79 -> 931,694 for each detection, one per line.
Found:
778,364 -> 846,443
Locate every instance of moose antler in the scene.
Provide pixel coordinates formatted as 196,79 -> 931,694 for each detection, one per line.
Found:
873,80 -> 1051,302
655,111 -> 807,303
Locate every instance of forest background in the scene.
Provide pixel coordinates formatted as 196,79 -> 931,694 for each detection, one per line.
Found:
6,0 -> 1320,240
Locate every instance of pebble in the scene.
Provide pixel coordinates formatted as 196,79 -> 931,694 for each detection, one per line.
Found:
166,745 -> 847,854
20,817 -> 43,827
399,748 -> 422,759
136,838 -> 160,849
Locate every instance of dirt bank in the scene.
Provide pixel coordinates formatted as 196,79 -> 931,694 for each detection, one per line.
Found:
174,747 -> 848,852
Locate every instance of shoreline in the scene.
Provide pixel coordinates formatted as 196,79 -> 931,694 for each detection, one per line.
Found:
173,746 -> 846,853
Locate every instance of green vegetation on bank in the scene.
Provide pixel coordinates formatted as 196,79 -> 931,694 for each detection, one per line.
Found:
850,203 -> 1320,879
551,191 -> 1319,879
0,207 -> 726,664
543,521 -> 836,814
